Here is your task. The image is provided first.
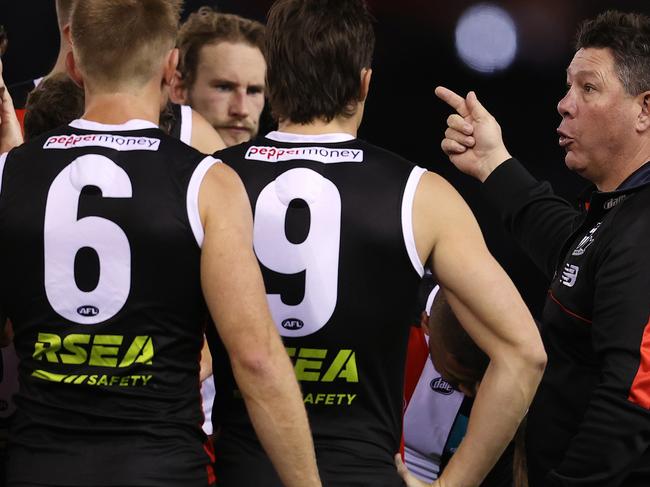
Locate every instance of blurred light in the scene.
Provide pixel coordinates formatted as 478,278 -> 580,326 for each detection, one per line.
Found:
455,4 -> 518,74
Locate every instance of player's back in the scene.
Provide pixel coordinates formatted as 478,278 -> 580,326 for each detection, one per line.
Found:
0,119 -> 217,487
210,131 -> 425,486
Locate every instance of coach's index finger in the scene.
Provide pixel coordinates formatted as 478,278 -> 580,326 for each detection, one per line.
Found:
435,86 -> 470,118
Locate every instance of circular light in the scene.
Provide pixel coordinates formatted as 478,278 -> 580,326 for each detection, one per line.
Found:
455,4 -> 518,74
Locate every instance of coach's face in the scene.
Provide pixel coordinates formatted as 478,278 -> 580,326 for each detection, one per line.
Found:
187,41 -> 266,147
556,47 -> 640,189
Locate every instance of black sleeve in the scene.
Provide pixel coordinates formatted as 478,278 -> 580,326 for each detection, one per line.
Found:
481,159 -> 583,280
546,200 -> 650,486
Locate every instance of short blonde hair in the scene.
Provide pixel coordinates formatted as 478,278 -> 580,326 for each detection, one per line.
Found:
71,0 -> 182,90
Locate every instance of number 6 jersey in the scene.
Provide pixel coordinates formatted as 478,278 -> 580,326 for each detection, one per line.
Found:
0,119 -> 218,486
210,131 -> 426,486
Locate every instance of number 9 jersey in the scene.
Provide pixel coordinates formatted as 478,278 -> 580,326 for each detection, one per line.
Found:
210,131 -> 426,486
0,119 -> 218,487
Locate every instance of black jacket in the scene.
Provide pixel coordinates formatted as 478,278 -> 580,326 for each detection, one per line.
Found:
482,159 -> 650,487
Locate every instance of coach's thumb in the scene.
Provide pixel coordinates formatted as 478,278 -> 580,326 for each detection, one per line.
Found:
467,91 -> 489,120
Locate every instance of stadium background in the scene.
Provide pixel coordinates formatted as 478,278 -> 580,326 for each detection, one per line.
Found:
1,0 -> 648,315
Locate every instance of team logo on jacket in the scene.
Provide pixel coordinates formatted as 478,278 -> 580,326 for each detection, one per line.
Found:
281,318 -> 304,330
560,264 -> 579,288
572,222 -> 601,256
430,377 -> 454,395
603,195 -> 627,210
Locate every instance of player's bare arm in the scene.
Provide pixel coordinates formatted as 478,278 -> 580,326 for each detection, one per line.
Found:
411,171 -> 546,486
190,108 -> 226,154
198,162 -> 321,487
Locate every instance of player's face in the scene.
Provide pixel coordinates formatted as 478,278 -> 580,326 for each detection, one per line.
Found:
187,41 -> 266,147
556,48 -> 639,188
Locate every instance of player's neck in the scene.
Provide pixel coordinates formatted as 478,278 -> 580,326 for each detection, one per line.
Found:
278,113 -> 360,137
47,43 -> 70,79
82,92 -> 161,126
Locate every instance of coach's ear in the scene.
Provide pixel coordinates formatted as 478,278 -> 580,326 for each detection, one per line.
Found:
359,67 -> 372,102
65,51 -> 84,88
636,90 -> 650,133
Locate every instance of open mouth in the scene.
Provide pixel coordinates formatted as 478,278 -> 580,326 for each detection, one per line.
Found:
557,129 -> 574,149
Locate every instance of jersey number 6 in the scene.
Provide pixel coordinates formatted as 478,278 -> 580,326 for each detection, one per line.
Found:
44,154 -> 133,325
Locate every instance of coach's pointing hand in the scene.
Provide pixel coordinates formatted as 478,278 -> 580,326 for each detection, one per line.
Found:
435,86 -> 510,182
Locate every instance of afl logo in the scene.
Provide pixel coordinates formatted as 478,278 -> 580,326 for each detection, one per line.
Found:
77,306 -> 99,317
281,318 -> 304,331
430,377 -> 454,395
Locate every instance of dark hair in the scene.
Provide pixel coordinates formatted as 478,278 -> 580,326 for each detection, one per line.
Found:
428,290 -> 489,389
24,74 -> 85,140
265,0 -> 375,124
177,7 -> 265,90
576,10 -> 650,96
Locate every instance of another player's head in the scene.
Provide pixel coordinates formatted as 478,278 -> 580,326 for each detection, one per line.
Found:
424,290 -> 488,397
174,7 -> 265,147
23,73 -> 84,140
265,0 -> 375,126
68,0 -> 181,96
556,11 -> 650,188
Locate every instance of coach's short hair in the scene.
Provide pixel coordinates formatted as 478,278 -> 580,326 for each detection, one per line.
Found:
24,74 -> 84,141
576,10 -> 650,96
177,7 -> 265,90
70,0 -> 182,90
266,0 -> 375,124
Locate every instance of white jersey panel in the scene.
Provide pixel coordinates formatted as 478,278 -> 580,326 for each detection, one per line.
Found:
403,348 -> 464,482
180,105 -> 193,145
402,167 -> 427,277
0,152 -> 7,195
186,156 -> 220,248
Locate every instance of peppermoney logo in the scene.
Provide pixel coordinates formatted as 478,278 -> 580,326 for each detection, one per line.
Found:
31,332 -> 154,387
44,133 -> 160,151
245,146 -> 364,164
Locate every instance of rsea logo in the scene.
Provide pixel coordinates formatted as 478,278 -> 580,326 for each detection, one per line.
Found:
430,377 -> 454,395
282,318 -> 304,331
77,306 -> 99,317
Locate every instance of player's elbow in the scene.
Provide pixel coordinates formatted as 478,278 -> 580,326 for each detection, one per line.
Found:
231,347 -> 275,379
509,337 -> 547,384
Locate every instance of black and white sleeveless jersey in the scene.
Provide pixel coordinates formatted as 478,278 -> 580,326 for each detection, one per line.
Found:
0,119 -> 219,486
164,103 -> 193,145
210,131 -> 426,486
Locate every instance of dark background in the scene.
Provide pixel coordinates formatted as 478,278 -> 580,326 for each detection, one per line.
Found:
1,0 -> 649,315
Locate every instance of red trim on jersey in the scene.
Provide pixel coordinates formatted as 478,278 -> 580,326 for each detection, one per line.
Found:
204,439 -> 216,485
628,315 -> 650,409
15,109 -> 26,134
548,291 -> 593,324
404,326 -> 429,407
